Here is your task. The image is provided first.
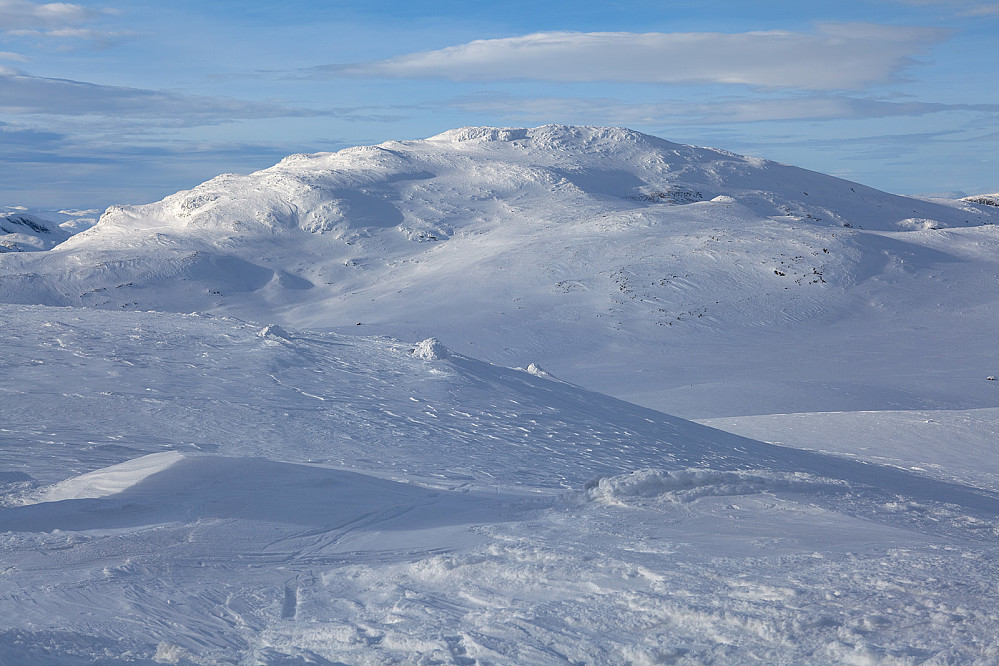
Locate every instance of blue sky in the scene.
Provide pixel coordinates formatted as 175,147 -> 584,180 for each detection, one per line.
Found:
1,0 -> 997,211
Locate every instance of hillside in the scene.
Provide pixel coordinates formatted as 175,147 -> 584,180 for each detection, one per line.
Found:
1,126 -> 996,417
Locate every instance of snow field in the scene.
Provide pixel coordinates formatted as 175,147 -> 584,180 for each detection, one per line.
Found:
2,305 -> 999,662
1,126 -> 997,663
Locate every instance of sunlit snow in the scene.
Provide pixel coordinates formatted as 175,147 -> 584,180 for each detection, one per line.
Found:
1,126 -> 997,664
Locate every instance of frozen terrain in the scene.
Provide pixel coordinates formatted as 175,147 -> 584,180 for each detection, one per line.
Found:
1,126 -> 997,663
1,126 -> 996,418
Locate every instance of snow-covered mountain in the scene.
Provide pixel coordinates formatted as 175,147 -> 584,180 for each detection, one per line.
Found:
963,193 -> 999,207
1,125 -> 996,417
1,126 -> 997,663
0,211 -> 70,252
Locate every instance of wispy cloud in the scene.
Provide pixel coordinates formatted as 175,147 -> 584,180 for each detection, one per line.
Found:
314,25 -> 952,90
0,0 -> 125,45
0,70 -> 396,123
444,93 -> 999,125
0,0 -> 98,29
0,119 -> 64,147
5,26 -> 132,41
885,0 -> 999,17
734,128 -> 991,166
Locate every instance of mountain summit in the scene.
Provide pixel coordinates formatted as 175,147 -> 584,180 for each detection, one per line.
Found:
61,124 -> 992,240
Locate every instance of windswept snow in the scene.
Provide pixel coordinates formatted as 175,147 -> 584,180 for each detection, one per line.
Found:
2,305 -> 999,663
1,125 -> 997,663
33,450 -> 187,503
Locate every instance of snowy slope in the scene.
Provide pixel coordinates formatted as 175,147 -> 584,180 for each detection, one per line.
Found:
2,305 -> 999,664
1,126 -> 996,417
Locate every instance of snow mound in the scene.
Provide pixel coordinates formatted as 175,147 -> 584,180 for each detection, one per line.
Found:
411,337 -> 450,360
258,323 -> 291,340
526,362 -> 549,377
585,468 -> 848,505
896,217 -> 943,230
34,451 -> 185,503
3,124 -> 996,334
6,452 -> 525,534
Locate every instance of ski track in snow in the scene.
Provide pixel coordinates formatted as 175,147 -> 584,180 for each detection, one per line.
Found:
0,126 -> 998,663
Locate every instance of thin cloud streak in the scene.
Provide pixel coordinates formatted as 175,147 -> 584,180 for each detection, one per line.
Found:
6,27 -> 133,41
444,93 -> 999,125
0,71 -> 399,123
886,0 -> 999,17
316,25 -> 952,90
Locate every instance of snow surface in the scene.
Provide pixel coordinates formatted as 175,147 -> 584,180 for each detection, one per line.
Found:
1,125 -> 998,663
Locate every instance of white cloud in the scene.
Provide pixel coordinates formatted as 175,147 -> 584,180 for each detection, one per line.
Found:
320,25 -> 952,90
0,50 -> 29,61
0,0 -> 97,29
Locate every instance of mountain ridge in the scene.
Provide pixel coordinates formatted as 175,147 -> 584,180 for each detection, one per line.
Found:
63,124 -> 997,241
